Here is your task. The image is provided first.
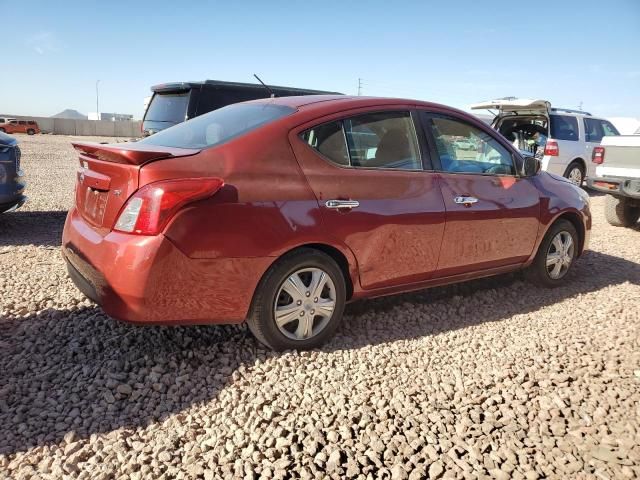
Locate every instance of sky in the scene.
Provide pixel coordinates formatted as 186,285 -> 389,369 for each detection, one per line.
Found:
1,0 -> 639,120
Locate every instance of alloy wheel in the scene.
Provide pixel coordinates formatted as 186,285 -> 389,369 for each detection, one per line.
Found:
273,267 -> 336,341
546,231 -> 575,279
568,167 -> 583,186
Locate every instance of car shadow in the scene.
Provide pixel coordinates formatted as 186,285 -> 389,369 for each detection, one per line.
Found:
1,249 -> 638,457
0,211 -> 67,248
335,248 -> 639,349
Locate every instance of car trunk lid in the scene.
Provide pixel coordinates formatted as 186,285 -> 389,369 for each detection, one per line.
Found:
471,98 -> 551,116
72,142 -> 200,230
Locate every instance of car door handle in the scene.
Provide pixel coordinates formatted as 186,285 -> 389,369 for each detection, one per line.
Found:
454,195 -> 479,206
325,199 -> 360,210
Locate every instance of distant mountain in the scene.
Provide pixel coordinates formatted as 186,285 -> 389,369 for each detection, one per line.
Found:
51,109 -> 87,120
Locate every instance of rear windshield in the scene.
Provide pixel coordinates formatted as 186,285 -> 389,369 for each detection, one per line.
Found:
145,92 -> 190,123
140,102 -> 295,149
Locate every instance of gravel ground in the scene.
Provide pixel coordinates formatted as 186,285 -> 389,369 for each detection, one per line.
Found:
0,134 -> 639,479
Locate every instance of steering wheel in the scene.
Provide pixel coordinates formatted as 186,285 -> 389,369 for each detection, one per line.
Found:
484,164 -> 512,175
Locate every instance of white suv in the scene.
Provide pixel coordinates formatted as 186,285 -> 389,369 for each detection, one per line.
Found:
471,98 -> 620,185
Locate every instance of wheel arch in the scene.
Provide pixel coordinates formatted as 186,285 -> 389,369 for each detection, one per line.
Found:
564,157 -> 586,176
259,243 -> 358,301
550,211 -> 586,256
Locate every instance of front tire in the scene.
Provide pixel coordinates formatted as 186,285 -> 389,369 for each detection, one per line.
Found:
526,219 -> 579,288
605,195 -> 640,227
564,162 -> 585,186
247,248 -> 346,351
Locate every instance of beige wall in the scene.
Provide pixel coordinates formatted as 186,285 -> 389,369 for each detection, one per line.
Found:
0,114 -> 141,137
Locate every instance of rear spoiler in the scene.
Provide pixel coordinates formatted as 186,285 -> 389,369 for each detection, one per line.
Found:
72,142 -> 200,166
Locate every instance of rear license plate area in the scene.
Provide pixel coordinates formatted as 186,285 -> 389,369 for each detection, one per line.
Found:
81,187 -> 108,226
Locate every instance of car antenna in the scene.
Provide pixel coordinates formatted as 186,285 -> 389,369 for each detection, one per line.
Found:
253,74 -> 275,98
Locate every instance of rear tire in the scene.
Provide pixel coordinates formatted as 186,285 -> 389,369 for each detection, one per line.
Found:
27,129 -> 35,135
564,161 -> 585,186
526,219 -> 579,288
247,248 -> 346,351
605,195 -> 640,227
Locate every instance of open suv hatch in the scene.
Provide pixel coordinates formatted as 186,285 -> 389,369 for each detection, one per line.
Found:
471,98 -> 619,186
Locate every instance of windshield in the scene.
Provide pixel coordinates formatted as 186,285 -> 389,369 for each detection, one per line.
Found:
140,102 -> 295,149
144,92 -> 190,123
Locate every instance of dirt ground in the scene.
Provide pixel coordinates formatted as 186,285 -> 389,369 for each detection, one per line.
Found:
0,133 -> 638,479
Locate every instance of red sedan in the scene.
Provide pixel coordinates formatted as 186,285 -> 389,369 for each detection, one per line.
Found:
62,96 -> 591,350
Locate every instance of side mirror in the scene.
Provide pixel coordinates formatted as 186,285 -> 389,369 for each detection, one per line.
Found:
521,155 -> 541,177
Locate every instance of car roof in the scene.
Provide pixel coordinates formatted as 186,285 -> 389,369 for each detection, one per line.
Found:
247,94 -> 460,112
152,79 -> 341,95
243,95 -> 482,126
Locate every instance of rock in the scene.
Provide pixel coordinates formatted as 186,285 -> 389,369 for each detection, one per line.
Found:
429,461 -> 444,479
158,451 -> 172,462
391,464 -> 408,479
490,469 -> 511,480
116,384 -> 133,395
590,446 -> 622,464
326,449 -> 342,472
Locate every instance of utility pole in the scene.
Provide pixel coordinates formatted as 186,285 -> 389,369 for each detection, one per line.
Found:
96,80 -> 100,120
357,78 -> 363,96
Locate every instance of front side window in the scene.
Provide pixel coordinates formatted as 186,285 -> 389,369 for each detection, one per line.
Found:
550,114 -> 579,141
427,116 -> 515,175
301,111 -> 421,170
141,102 -> 294,149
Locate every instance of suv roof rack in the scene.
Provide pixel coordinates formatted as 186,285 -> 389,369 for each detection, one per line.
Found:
551,107 -> 592,116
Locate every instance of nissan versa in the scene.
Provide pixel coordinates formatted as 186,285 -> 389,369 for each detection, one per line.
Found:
62,96 -> 591,350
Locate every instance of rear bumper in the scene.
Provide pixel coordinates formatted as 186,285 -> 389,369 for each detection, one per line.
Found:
0,168 -> 27,212
0,194 -> 27,213
62,207 -> 273,325
588,176 -> 640,199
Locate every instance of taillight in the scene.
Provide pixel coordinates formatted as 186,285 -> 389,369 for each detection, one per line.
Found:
114,177 -> 224,235
592,146 -> 605,164
544,140 -> 559,156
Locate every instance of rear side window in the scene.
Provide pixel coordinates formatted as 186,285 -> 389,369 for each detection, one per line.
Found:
145,92 -> 190,123
27,121 -> 35,125
141,102 -> 294,149
549,115 -> 579,141
18,121 -> 26,125
302,111 -> 421,170
301,121 -> 349,166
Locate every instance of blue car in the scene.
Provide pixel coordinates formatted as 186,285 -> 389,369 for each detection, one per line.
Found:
0,131 -> 26,213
